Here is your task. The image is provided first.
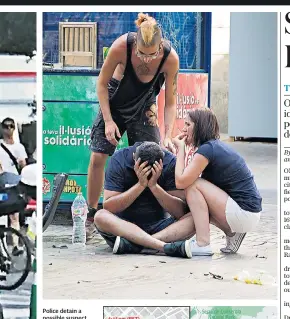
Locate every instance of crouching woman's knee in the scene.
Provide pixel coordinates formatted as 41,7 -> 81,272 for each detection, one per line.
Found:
184,178 -> 203,196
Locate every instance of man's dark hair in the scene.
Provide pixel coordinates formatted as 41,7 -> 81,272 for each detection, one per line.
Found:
1,117 -> 15,126
135,141 -> 164,166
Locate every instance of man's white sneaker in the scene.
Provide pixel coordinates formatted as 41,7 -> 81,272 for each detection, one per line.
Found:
220,232 -> 246,254
190,239 -> 213,256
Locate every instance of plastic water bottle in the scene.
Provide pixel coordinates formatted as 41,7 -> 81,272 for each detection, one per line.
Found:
71,192 -> 88,247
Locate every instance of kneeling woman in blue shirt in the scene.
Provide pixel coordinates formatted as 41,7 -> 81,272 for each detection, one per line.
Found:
172,107 -> 262,256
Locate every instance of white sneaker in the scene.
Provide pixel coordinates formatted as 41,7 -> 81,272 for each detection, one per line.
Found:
220,232 -> 246,254
190,239 -> 213,256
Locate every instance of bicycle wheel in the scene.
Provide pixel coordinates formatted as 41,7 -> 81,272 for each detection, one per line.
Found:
43,173 -> 68,232
0,227 -> 31,290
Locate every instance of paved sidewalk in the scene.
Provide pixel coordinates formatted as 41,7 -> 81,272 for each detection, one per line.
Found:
43,140 -> 278,300
0,272 -> 33,319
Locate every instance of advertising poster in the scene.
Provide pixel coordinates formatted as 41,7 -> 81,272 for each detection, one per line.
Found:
157,73 -> 208,165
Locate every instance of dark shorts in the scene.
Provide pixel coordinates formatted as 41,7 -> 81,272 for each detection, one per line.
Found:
96,216 -> 176,249
90,79 -> 161,156
90,112 -> 161,156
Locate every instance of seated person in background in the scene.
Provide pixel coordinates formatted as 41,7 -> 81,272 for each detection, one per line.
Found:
0,117 -> 27,174
94,141 -> 207,259
0,118 -> 28,250
172,107 -> 262,255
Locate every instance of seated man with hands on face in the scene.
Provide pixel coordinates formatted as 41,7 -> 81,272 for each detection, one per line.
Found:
94,141 -> 202,258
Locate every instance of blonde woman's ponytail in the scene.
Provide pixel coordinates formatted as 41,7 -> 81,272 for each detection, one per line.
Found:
135,12 -> 161,47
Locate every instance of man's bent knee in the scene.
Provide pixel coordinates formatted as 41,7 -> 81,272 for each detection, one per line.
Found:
94,209 -> 112,231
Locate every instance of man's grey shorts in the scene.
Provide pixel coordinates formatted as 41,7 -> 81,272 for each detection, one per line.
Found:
96,216 -> 176,249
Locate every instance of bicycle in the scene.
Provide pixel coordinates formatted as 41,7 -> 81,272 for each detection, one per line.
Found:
0,178 -> 36,290
0,224 -> 32,290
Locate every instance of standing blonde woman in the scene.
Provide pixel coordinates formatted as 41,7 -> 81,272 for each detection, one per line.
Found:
87,13 -> 180,232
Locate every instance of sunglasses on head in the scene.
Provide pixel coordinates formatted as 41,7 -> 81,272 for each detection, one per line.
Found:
2,123 -> 15,129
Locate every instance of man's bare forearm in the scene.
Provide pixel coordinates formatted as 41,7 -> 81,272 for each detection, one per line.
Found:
149,184 -> 186,219
175,147 -> 186,189
164,104 -> 176,138
103,183 -> 146,213
98,84 -> 113,122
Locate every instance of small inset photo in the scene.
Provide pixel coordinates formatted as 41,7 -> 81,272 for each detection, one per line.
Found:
0,12 -> 37,319
190,306 -> 277,319
104,307 -> 190,319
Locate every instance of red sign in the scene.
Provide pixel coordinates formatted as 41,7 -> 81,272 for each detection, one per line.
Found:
157,73 -> 208,164
157,73 -> 208,140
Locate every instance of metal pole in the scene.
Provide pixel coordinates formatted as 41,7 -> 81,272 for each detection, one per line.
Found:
29,248 -> 36,319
